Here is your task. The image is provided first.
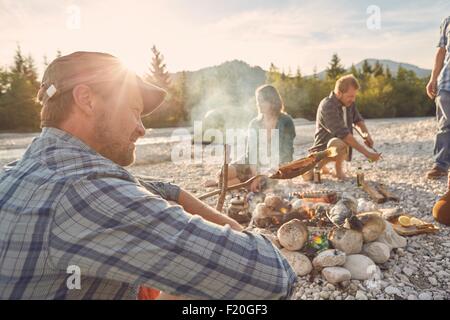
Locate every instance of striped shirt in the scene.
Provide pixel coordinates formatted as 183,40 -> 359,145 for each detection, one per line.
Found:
0,127 -> 296,299
438,16 -> 450,93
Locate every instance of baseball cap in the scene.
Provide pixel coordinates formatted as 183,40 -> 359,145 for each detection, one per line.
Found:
38,51 -> 166,116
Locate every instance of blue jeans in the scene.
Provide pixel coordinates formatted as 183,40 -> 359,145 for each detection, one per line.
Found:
434,90 -> 450,170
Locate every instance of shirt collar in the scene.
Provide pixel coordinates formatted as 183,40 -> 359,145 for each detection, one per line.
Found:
40,127 -> 97,154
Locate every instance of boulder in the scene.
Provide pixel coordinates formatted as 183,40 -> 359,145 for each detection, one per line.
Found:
357,212 -> 386,243
343,254 -> 377,280
252,203 -> 281,228
277,219 -> 308,251
312,249 -> 346,269
362,242 -> 390,264
376,221 -> 407,249
328,228 -> 363,254
281,249 -> 313,276
321,267 -> 351,284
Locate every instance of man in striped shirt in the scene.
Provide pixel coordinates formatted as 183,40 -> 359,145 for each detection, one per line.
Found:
0,51 -> 296,299
426,16 -> 450,180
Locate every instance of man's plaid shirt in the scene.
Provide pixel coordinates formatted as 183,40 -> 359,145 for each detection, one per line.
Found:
0,127 -> 296,299
438,16 -> 450,93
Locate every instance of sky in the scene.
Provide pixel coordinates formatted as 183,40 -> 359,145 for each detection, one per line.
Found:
1,0 -> 449,77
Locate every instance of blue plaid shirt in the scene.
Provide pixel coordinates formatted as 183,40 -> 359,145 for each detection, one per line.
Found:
438,16 -> 450,93
0,127 -> 296,299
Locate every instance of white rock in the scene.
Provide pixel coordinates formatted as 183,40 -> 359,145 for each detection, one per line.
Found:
428,277 -> 438,286
376,221 -> 407,249
357,198 -> 377,212
402,267 -> 414,277
329,228 -> 363,254
277,219 -> 308,251
280,249 -> 313,276
312,249 -> 346,269
322,267 -> 352,285
362,242 -> 391,264
355,290 -> 368,300
343,254 -> 377,280
358,212 -> 386,243
385,286 -> 402,296
407,294 -> 418,300
418,292 -> 433,300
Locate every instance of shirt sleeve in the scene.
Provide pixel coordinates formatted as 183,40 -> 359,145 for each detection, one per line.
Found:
136,178 -> 181,202
48,175 -> 296,299
438,17 -> 449,48
279,116 -> 296,163
352,105 -> 364,124
321,102 -> 350,139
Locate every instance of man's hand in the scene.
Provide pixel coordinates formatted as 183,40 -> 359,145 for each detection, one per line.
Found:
427,79 -> 438,99
366,151 -> 381,162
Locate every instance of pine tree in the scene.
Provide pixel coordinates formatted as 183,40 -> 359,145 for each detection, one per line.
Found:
266,63 -> 280,84
326,53 -> 346,80
373,60 -> 384,77
362,60 -> 373,76
350,64 -> 360,79
146,45 -> 171,89
385,66 -> 392,79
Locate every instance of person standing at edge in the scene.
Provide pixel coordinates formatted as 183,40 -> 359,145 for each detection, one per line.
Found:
426,16 -> 450,180
0,51 -> 296,299
431,17 -> 450,226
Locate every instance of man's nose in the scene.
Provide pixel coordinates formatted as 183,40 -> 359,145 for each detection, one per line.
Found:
136,119 -> 146,137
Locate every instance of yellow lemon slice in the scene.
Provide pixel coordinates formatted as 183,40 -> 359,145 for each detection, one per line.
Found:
398,215 -> 412,227
410,217 -> 424,226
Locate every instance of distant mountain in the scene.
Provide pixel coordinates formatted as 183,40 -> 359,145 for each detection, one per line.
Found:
314,59 -> 431,79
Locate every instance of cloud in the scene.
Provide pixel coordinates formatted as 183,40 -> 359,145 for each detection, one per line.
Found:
0,0 -> 448,76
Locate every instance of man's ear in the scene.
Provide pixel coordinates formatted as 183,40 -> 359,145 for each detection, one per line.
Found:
72,84 -> 95,116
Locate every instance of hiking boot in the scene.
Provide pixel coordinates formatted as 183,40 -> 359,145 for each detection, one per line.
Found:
426,166 -> 447,180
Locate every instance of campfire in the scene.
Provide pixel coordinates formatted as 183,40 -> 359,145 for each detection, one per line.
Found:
220,183 -> 438,285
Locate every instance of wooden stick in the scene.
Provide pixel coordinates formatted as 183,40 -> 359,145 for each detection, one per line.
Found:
376,183 -> 399,202
216,144 -> 228,212
360,179 -> 386,204
199,174 -> 265,200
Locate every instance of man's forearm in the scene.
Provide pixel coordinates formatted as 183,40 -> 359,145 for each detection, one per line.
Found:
431,48 -> 446,81
177,189 -> 243,231
355,121 -> 369,135
342,133 -> 369,156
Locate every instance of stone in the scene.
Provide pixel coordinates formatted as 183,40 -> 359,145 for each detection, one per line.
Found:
253,203 -> 280,228
402,267 -> 414,277
312,249 -> 346,269
329,228 -> 363,254
343,254 -> 377,280
322,267 -> 352,285
362,242 -> 391,264
355,290 -> 368,300
376,221 -> 407,249
407,294 -> 418,300
358,212 -> 386,243
319,291 -> 330,299
418,292 -> 432,300
357,198 -> 377,213
277,219 -> 309,251
380,207 -> 403,221
280,249 -> 313,276
385,286 -> 402,296
428,277 -> 438,286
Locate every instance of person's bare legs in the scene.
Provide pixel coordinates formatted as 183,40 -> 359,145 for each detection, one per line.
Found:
334,152 -> 348,180
204,165 -> 241,187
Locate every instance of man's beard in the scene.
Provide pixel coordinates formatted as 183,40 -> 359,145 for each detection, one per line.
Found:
93,116 -> 136,167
